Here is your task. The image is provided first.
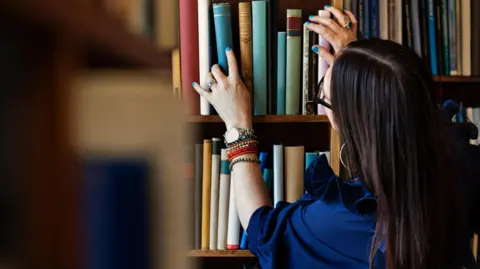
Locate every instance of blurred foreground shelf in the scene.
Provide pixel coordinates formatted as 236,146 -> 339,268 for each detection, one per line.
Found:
1,0 -> 171,69
188,250 -> 255,258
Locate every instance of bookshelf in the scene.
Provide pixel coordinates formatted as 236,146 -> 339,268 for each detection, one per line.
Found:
188,250 -> 255,257
1,1 -> 173,268
188,115 -> 329,123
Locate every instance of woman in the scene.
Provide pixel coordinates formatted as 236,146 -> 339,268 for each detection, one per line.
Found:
192,6 -> 475,269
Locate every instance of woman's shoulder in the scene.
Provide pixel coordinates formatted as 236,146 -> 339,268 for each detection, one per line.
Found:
303,154 -> 376,216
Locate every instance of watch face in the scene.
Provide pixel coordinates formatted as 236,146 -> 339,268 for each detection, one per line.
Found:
225,128 -> 240,143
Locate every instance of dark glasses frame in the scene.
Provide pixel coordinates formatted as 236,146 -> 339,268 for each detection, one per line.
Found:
313,75 -> 332,110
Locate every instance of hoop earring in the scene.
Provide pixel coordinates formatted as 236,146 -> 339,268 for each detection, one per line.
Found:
339,142 -> 350,170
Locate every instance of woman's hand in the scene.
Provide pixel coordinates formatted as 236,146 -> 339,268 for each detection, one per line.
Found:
307,6 -> 358,62
192,47 -> 252,131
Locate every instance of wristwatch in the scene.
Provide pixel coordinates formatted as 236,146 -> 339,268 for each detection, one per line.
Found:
223,127 -> 256,145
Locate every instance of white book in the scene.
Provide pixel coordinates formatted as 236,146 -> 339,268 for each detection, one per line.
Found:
209,138 -> 221,249
394,0 -> 403,44
217,149 -> 231,250
379,0 -> 389,40
226,173 -> 240,249
198,0 -> 212,114
273,144 -> 284,206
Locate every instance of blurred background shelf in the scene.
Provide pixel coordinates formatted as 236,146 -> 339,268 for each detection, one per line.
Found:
188,250 -> 254,258
434,76 -> 480,83
0,0 -> 171,69
188,115 -> 329,123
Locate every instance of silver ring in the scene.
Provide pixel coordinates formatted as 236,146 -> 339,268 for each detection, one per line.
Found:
207,79 -> 217,89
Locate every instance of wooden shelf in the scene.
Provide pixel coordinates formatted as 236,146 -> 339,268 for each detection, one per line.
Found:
188,115 -> 329,123
188,250 -> 254,257
433,76 -> 480,83
1,0 -> 171,69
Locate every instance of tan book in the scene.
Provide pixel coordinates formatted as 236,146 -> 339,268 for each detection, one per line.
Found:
172,49 -> 181,99
330,127 -> 341,176
201,139 -> 212,249
285,146 -> 305,202
239,2 -> 253,95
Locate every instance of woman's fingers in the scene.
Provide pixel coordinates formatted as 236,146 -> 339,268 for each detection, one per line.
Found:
343,9 -> 358,32
312,46 -> 334,66
225,47 -> 239,79
309,16 -> 343,36
211,64 -> 228,85
207,72 -> 218,91
192,82 -> 212,100
306,23 -> 340,50
325,5 -> 349,28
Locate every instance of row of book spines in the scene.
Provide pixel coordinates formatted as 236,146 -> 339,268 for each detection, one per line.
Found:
190,139 -> 330,250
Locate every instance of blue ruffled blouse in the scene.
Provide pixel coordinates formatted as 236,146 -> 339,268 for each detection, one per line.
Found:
246,154 -> 475,269
246,154 -> 385,269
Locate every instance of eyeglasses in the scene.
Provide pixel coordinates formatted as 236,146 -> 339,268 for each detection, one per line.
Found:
313,76 -> 332,110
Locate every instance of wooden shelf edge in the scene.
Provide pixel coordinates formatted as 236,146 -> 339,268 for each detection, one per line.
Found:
188,115 -> 329,123
433,76 -> 480,83
187,250 -> 254,257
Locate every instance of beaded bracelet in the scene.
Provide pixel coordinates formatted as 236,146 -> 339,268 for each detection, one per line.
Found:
226,140 -> 258,162
229,157 -> 261,171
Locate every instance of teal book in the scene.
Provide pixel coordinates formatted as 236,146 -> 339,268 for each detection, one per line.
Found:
285,9 -> 302,115
305,152 -> 318,170
252,0 -> 268,115
276,32 -> 286,115
213,3 -> 234,75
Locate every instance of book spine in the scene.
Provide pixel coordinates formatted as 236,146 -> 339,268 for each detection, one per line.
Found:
317,10 -> 330,115
471,0 -> 480,75
305,152 -> 318,170
267,0 -> 277,114
277,32 -> 287,115
308,30 -> 318,115
252,0 -> 268,115
403,0 -> 412,47
455,0 -> 462,75
226,173 -> 240,250
427,0 -> 438,75
394,0 -> 403,44
285,9 -> 302,115
217,149 -> 230,250
440,0 -> 450,74
419,0 -> 430,67
179,0 -> 199,114
370,0 -> 379,38
461,0 -> 471,75
351,0 -> 359,17
285,146 -> 305,202
379,0 -> 389,39
411,0 -> 422,56
185,146 -> 195,250
209,138 -> 221,250
436,0 -> 445,75
273,144 -> 284,206
239,2 -> 254,96
198,0 -> 212,115
154,0 -> 177,48
213,3 -> 234,75
362,0 -> 370,38
172,49 -> 181,99
344,0 -> 352,10
201,139 -> 212,249
448,0 -> 457,75
194,144 -> 203,249
388,0 -> 395,40
302,23 -> 310,115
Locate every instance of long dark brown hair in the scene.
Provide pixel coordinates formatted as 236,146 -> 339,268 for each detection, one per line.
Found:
330,39 -> 463,269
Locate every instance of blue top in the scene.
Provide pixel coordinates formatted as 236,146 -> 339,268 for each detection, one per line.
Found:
246,154 -> 474,269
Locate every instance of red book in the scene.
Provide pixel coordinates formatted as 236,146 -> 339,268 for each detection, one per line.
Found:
179,0 -> 200,114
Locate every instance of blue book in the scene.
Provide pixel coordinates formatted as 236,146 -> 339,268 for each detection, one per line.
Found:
276,32 -> 286,115
252,0 -> 268,115
213,3 -> 234,75
84,157 -> 150,269
305,152 -> 318,170
362,0 -> 370,39
369,0 -> 379,38
427,0 -> 438,75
